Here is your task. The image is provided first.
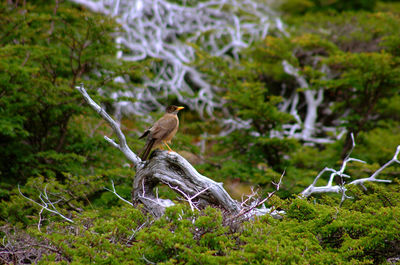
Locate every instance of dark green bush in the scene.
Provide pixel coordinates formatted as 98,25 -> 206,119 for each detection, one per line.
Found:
4,186 -> 395,264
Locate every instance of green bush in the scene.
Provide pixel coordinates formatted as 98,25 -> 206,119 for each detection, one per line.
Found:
3,186 -> 397,264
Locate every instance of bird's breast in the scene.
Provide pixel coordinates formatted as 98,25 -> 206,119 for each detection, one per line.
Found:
165,117 -> 179,142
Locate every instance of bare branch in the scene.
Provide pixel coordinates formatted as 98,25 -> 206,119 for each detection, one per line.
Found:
272,169 -> 285,191
18,185 -> 74,224
227,171 -> 286,222
279,60 -> 334,144
128,220 -> 152,242
76,83 -> 142,168
38,208 -> 44,232
104,180 -> 133,206
301,134 -> 400,200
350,145 -> 400,186
163,181 -> 211,212
142,255 -> 156,265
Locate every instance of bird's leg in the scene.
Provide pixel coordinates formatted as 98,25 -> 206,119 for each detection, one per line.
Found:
163,141 -> 173,152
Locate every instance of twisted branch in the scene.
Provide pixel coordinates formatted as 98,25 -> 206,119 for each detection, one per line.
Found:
18,185 -> 74,224
301,133 -> 399,199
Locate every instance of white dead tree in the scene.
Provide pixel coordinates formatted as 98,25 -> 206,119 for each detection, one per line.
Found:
272,60 -> 347,144
68,0 -> 348,144
301,133 -> 400,203
68,0 -> 282,127
68,0 -> 362,147
18,185 -> 74,227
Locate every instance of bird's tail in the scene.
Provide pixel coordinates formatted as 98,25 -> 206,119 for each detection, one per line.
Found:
141,139 -> 156,161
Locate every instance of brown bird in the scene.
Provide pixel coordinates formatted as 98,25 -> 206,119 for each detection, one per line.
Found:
139,105 -> 184,160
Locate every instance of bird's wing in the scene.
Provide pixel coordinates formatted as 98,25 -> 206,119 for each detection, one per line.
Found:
151,115 -> 178,140
139,129 -> 151,139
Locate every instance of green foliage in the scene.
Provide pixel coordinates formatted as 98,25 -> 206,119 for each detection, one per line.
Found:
324,52 -> 400,134
356,127 -> 400,163
0,1 -> 147,195
193,5 -> 400,190
0,165 -> 133,226
279,0 -> 377,15
287,197 -> 317,220
0,1 -> 143,223
1,0 -> 400,264
4,185 -> 399,264
287,11 -> 400,53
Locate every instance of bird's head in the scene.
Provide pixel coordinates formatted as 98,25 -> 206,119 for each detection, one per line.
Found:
166,105 -> 185,114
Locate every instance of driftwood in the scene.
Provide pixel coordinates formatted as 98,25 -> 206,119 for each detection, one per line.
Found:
77,84 -> 242,218
134,150 -> 240,217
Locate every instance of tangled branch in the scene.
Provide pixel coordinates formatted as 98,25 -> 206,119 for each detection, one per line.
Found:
69,0 -> 281,133
18,185 -> 74,224
301,134 -> 400,200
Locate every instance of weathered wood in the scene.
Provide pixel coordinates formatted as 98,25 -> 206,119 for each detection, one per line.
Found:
77,84 -> 240,217
133,150 -> 240,217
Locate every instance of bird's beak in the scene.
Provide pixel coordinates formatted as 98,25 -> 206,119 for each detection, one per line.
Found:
176,106 -> 185,111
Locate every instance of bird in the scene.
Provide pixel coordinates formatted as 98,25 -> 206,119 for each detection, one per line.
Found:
139,105 -> 184,161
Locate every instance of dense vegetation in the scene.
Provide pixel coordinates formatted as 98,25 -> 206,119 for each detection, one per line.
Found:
1,0 -> 400,264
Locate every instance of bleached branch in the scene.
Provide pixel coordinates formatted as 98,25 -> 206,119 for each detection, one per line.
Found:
163,181 -> 211,212
301,133 -> 400,200
18,185 -> 74,224
227,171 -> 286,222
37,208 -> 44,232
134,150 -> 241,217
350,145 -> 400,186
104,180 -> 133,206
69,0 -> 281,128
76,83 -> 142,168
278,60 -> 338,144
128,220 -> 151,242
